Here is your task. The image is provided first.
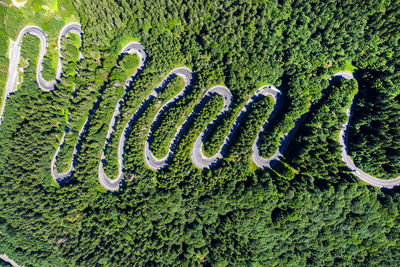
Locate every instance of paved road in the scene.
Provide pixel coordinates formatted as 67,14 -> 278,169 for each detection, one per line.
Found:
48,23 -> 84,184
98,42 -> 147,191
1,26 -> 47,125
86,67 -> 400,190
190,85 -> 238,168
0,22 -> 84,183
337,72 -> 400,188
3,24 -> 400,190
1,22 -> 82,125
250,86 -> 285,168
0,254 -> 20,267
11,0 -> 26,8
251,83 -> 331,170
143,67 -> 193,170
250,72 -> 344,170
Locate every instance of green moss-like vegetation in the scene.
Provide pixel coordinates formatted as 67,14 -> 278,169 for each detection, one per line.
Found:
1,0 -> 400,266
150,76 -> 187,159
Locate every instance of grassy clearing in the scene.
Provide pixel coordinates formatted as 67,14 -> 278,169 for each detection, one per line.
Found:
344,60 -> 358,73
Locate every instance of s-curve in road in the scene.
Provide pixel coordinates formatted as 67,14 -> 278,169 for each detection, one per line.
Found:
1,22 -> 83,125
99,66 -> 193,190
98,42 -> 147,191
144,67 -> 193,171
4,23 -> 398,192
251,85 -> 284,169
48,23 -> 85,184
337,72 -> 400,189
190,85 -> 233,168
0,22 -> 84,183
251,73 -> 354,170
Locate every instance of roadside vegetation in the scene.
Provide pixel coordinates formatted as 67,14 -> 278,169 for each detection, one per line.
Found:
149,76 -> 189,159
1,0 -> 400,266
348,71 -> 400,179
52,33 -> 82,173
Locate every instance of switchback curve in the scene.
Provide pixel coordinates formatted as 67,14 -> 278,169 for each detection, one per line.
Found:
191,85 -> 233,168
338,73 -> 400,188
144,67 -> 193,170
97,43 -> 147,190
2,24 -> 400,190
0,22 -> 82,125
0,22 -> 84,183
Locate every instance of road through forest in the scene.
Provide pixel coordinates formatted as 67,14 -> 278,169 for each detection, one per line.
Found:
1,23 -> 400,190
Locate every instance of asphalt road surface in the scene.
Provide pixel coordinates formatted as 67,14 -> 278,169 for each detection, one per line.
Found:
0,22 -> 83,183
190,85 -> 233,168
48,23 -> 84,184
143,67 -> 193,170
98,43 -> 147,190
337,72 -> 400,188
251,86 -> 284,169
3,23 -> 399,190
0,254 -> 19,267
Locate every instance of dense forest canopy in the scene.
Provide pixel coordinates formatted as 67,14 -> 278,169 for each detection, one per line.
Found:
0,0 -> 400,266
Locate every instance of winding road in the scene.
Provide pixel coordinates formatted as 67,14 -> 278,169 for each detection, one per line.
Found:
0,23 -> 82,122
144,67 -> 194,170
338,73 -> 400,188
251,86 -> 284,168
1,23 -> 80,125
48,23 -> 84,184
2,24 -> 400,190
98,42 -> 147,191
190,85 -> 233,168
0,22 -> 84,183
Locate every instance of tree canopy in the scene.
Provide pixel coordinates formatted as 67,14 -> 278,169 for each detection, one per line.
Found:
0,0 -> 400,266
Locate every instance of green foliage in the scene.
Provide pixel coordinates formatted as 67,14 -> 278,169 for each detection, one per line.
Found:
1,0 -> 400,266
52,33 -> 82,173
150,76 -> 189,159
349,71 -> 400,179
287,79 -> 358,183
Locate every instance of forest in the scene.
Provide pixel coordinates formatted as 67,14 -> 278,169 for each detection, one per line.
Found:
0,0 -> 400,266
